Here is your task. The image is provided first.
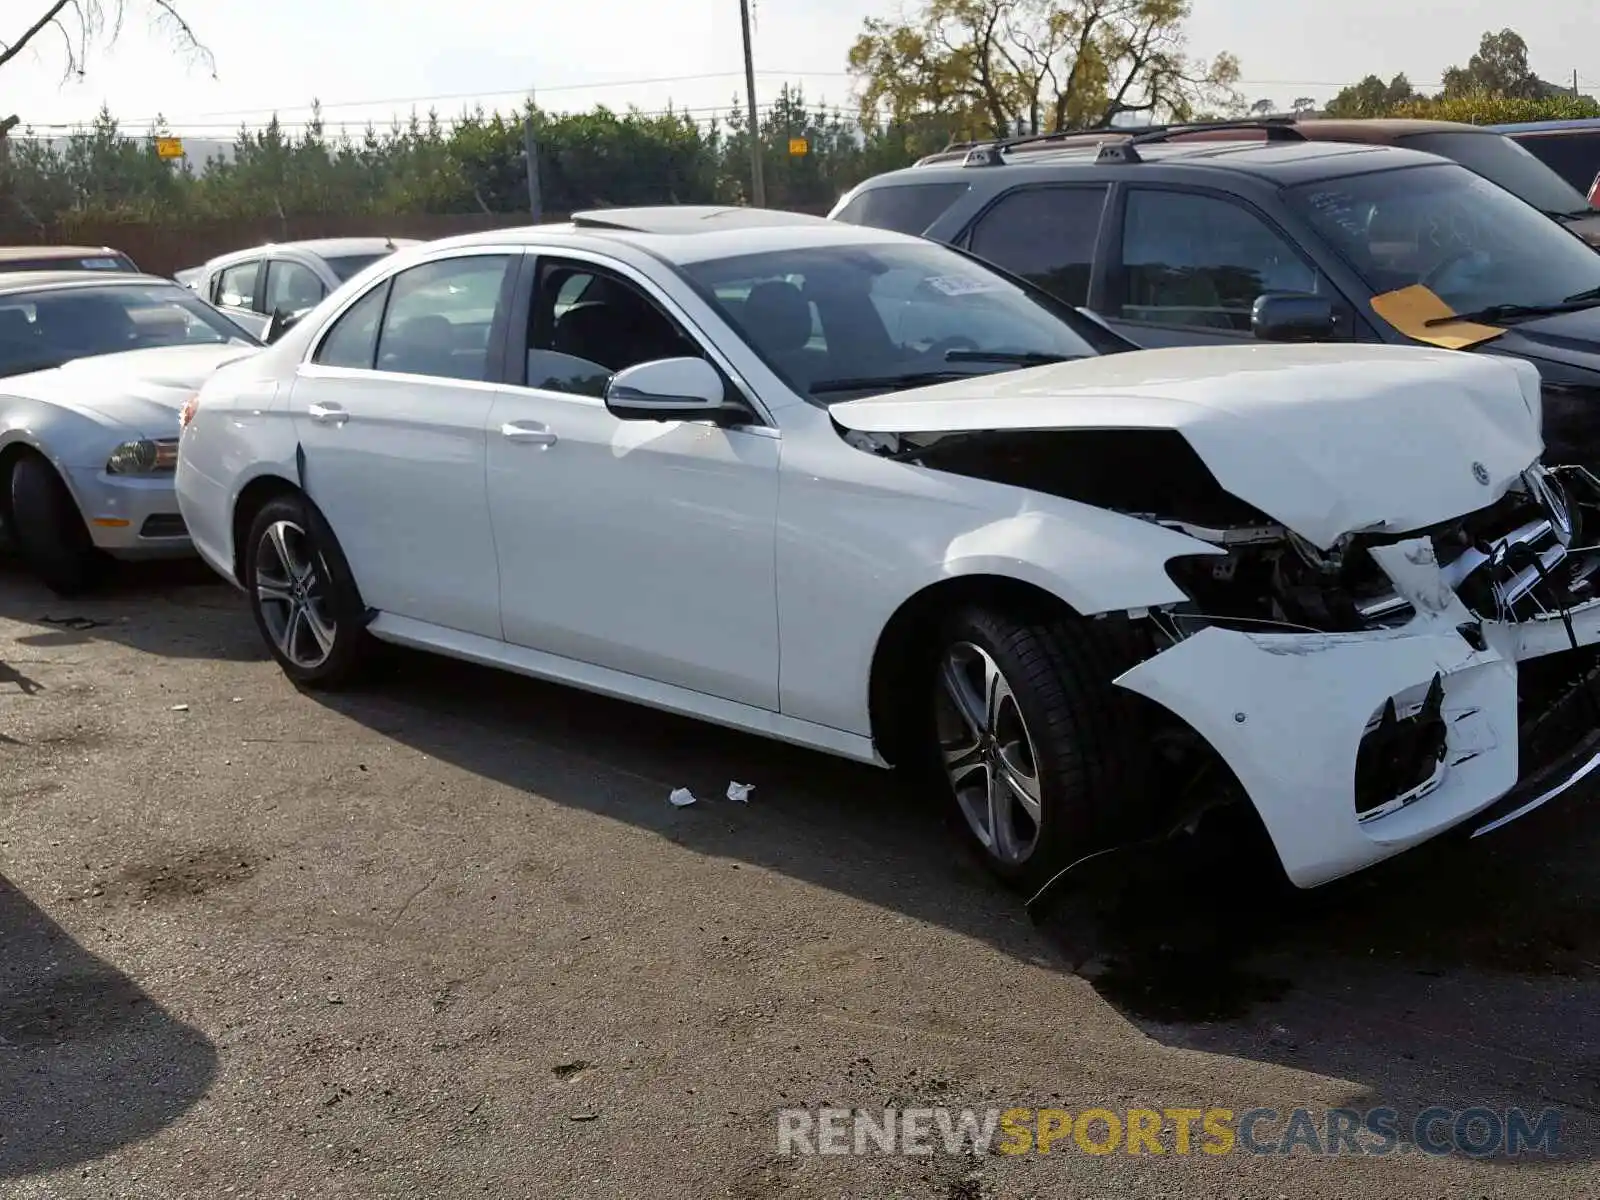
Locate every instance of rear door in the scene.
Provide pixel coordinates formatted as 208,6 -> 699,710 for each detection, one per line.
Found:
959,184 -> 1111,311
288,248 -> 517,639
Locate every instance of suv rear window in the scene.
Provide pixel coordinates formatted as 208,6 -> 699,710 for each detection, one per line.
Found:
832,182 -> 970,236
1506,130 -> 1600,195
1401,131 -> 1590,215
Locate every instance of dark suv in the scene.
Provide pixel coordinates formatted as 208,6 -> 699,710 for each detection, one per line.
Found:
830,123 -> 1600,462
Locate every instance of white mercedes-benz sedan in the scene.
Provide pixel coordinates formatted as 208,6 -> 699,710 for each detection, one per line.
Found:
175,206 -> 1600,894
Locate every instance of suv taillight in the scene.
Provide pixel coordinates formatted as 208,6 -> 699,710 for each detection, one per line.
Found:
179,393 -> 200,429
1588,172 -> 1600,209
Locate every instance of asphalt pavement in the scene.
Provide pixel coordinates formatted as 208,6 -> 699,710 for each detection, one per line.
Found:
1,557 -> 1598,1198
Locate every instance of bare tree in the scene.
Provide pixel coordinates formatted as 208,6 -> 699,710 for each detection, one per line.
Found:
1,1 -> 212,80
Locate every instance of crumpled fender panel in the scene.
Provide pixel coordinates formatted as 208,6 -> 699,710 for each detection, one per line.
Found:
1116,534 -> 1600,888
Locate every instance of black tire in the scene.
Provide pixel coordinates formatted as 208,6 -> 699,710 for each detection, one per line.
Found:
926,606 -> 1151,894
242,492 -> 370,688
8,452 -> 108,595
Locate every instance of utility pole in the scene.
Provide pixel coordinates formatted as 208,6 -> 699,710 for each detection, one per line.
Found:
523,109 -> 543,221
739,0 -> 766,207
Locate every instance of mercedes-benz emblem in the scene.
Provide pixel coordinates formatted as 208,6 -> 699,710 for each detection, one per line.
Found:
1471,461 -> 1491,485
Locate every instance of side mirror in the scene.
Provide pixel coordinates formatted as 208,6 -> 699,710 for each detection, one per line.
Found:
1251,293 -> 1337,343
264,306 -> 307,344
604,357 -> 736,423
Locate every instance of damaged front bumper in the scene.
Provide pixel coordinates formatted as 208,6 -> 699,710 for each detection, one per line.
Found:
1116,521 -> 1600,889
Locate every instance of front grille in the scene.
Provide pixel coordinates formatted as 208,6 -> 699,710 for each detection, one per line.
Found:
139,513 -> 188,539
1432,467 -> 1600,623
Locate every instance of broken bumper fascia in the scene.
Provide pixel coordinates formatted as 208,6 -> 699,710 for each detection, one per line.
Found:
1115,535 -> 1600,889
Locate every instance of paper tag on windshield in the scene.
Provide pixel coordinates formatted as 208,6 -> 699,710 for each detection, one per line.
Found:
1369,284 -> 1505,350
925,274 -> 1005,296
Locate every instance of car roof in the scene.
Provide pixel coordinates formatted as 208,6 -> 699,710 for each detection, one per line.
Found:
875,137 -> 1451,190
1488,118 -> 1600,135
0,244 -> 127,262
204,237 -> 419,268
414,206 -> 930,265
0,270 -> 174,295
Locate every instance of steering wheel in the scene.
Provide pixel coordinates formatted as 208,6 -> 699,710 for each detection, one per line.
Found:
924,335 -> 979,359
1421,248 -> 1483,292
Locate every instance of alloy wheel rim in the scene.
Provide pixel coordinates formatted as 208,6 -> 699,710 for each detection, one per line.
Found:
255,520 -> 337,669
935,641 -> 1045,865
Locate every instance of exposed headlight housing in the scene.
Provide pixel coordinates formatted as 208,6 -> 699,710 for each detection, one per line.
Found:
106,438 -> 179,474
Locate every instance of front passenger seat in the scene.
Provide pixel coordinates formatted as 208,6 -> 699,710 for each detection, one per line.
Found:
736,281 -> 816,388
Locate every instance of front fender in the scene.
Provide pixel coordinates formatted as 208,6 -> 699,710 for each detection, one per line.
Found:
938,506 -> 1222,617
2,400 -> 129,471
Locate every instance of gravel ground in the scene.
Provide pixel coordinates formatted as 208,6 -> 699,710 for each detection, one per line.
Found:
1,557 -> 1598,1199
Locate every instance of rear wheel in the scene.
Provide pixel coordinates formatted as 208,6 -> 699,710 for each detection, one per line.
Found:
243,493 -> 369,687
8,452 -> 107,595
929,607 -> 1150,894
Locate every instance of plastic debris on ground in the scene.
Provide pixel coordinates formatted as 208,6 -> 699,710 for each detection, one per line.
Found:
667,787 -> 699,807
726,781 -> 754,803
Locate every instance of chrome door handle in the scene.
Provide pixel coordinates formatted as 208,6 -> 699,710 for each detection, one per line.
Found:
307,402 -> 349,425
500,421 -> 557,446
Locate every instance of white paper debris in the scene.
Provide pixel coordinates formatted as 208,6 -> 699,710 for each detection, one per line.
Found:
726,781 -> 754,804
667,787 -> 699,807
169,703 -> 189,712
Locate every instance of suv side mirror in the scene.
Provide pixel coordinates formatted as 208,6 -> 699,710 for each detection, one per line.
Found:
1252,293 -> 1336,343
604,357 -> 739,423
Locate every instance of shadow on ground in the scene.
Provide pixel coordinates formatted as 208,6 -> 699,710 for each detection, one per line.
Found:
308,646 -> 1600,1161
0,872 -> 217,1177
0,556 -> 261,664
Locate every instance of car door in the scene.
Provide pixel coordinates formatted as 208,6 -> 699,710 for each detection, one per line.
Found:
288,248 -> 518,639
1102,186 -> 1353,348
263,256 -> 328,320
483,251 -> 782,710
211,258 -> 270,338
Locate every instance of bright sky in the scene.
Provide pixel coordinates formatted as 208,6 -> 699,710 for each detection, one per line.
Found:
3,0 -> 1598,136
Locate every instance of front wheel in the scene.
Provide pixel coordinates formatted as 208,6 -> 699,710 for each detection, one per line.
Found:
929,607 -> 1150,893
243,493 -> 369,687
9,452 -> 108,595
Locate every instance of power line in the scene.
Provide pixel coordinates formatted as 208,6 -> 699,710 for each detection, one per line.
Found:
26,69 -> 858,129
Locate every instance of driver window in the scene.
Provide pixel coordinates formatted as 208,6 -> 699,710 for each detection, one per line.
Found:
1119,189 -> 1324,332
524,261 -> 704,397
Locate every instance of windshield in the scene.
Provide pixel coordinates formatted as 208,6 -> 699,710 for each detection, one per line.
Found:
679,241 -> 1113,399
1402,131 -> 1592,215
1287,162 -> 1600,315
324,253 -> 389,282
0,282 -> 258,378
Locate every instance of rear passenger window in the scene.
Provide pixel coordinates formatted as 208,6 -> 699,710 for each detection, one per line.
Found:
1118,189 -> 1322,332
374,255 -> 513,381
314,281 -> 390,369
966,186 -> 1109,306
216,261 -> 259,310
833,182 -> 970,235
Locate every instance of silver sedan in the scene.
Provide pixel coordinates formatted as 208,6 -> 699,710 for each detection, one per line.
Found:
0,271 -> 260,593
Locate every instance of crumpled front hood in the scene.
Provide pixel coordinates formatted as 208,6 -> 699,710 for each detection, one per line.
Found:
2,343 -> 259,436
830,343 -> 1545,549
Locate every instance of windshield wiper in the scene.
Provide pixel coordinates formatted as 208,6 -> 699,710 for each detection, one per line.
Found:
942,350 -> 1079,365
810,370 -> 974,394
1425,293 -> 1600,326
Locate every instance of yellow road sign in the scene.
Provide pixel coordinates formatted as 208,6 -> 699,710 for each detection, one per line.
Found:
155,136 -> 184,159
788,137 -> 808,156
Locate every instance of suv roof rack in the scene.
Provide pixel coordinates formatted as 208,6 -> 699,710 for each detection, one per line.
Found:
957,116 -> 1307,167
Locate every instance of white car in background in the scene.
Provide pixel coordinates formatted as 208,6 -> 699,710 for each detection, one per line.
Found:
175,208 -> 1600,895
180,237 -> 419,340
0,271 -> 260,592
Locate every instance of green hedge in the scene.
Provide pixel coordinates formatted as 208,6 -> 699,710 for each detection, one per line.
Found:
1388,93 -> 1600,124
